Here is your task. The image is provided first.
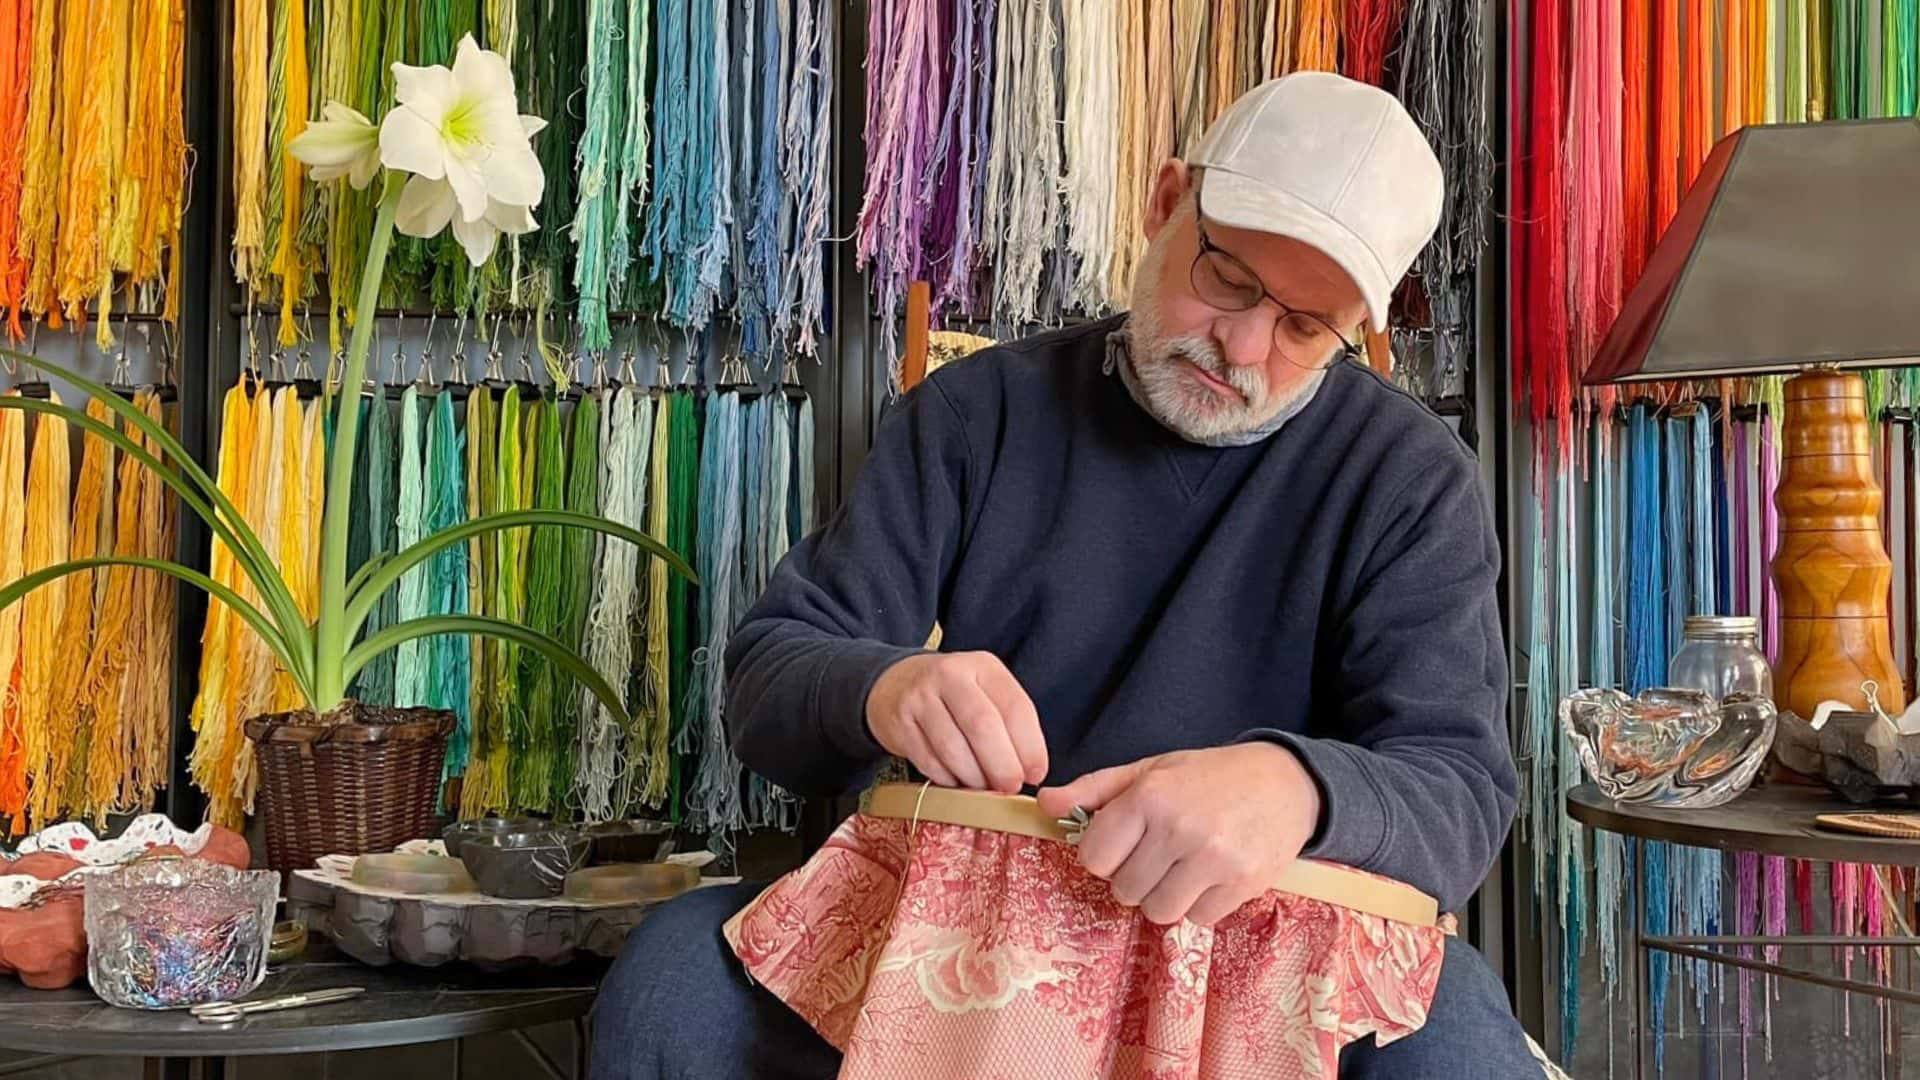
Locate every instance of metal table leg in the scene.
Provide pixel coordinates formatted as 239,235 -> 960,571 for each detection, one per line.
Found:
148,1059 -> 225,1080
1632,838 -> 1648,1080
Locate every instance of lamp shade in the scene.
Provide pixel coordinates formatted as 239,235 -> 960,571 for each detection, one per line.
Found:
1586,118 -> 1920,384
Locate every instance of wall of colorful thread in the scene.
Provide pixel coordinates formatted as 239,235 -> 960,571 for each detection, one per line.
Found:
0,0 -> 194,838
856,0 -> 1493,402
187,325 -> 816,839
1514,0 -> 1920,1072
200,0 -> 840,839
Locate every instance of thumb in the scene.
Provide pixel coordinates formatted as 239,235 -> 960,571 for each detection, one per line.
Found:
1036,761 -> 1147,818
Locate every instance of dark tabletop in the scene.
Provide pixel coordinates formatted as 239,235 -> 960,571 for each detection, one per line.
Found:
1569,782 -> 1920,864
0,949 -> 600,1058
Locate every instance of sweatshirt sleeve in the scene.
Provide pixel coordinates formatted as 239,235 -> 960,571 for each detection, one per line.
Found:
722,378 -> 974,797
1241,450 -> 1517,912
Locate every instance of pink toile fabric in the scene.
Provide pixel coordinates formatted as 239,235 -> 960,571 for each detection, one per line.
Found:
723,813 -> 1449,1080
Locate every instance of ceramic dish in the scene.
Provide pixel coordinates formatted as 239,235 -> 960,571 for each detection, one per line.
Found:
563,862 -> 699,902
458,829 -> 591,899
349,853 -> 476,895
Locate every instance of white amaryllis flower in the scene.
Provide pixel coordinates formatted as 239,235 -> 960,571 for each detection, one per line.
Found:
394,175 -> 539,265
378,33 -> 545,265
390,110 -> 546,264
288,103 -> 382,190
287,34 -> 544,266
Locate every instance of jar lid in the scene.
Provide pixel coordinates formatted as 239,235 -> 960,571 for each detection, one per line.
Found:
1682,615 -> 1758,638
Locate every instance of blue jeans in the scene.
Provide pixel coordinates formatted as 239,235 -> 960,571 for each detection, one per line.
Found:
590,882 -> 1539,1079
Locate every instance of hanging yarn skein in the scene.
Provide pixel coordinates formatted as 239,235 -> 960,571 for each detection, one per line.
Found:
514,397 -> 566,812
38,398 -> 112,829
553,392 -> 602,807
682,390 -> 745,836
425,390 -> 471,788
15,403 -> 68,834
578,387 -> 644,822
392,387 -> 431,707
640,392 -> 674,808
0,395 -> 24,819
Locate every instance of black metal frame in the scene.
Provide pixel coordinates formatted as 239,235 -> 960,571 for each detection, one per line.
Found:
1620,850 -> 1918,1079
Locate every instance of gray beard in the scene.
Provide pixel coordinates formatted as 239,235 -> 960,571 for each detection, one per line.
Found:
1105,325 -> 1327,447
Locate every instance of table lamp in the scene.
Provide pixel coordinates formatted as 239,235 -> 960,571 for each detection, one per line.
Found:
1588,118 -> 1920,722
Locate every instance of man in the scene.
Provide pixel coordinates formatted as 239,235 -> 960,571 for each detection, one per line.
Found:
593,72 -> 1533,1077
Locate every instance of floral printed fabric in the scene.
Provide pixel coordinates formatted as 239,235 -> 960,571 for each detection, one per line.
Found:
724,813 -> 1447,1080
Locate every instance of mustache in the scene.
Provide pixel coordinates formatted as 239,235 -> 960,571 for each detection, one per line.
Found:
1151,337 -> 1266,404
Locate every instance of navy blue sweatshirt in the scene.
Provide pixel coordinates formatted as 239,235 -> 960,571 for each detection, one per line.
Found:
724,318 -> 1516,911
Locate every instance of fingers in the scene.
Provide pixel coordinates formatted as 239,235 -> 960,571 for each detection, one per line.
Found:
1072,790 -> 1147,879
868,652 -> 1051,793
1035,761 -> 1144,818
1184,883 -> 1250,928
889,716 -> 957,788
977,661 -> 1048,785
1138,857 -> 1217,925
1108,827 -> 1180,909
917,702 -> 988,790
944,676 -> 1028,793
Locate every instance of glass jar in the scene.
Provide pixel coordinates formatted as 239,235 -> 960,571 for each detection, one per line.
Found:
84,859 -> 280,1009
1668,615 -> 1773,700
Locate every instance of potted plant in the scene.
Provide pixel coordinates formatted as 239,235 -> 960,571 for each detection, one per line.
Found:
0,36 -> 692,866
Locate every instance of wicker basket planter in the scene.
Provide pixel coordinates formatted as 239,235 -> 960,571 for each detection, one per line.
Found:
244,704 -> 454,874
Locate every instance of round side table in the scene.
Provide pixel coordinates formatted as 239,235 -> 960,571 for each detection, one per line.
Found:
1568,782 -> 1920,1080
0,951 -> 597,1080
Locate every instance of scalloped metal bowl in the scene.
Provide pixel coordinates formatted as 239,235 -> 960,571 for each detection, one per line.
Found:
457,829 -> 592,899
582,820 -> 676,865
442,817 -> 548,862
1560,687 -> 1777,808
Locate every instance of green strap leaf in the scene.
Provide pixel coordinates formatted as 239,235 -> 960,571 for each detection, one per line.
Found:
0,349 -> 287,599
342,613 -> 629,725
0,556 -> 314,706
343,508 -> 697,637
346,550 -> 392,600
0,395 -> 316,669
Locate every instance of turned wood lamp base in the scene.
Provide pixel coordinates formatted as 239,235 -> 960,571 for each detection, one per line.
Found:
1773,370 -> 1906,720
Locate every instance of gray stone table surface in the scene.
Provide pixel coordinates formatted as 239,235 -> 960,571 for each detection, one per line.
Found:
1569,781 -> 1920,863
0,948 -> 598,1058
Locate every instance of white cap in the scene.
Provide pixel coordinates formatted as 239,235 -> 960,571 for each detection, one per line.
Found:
1188,72 -> 1444,333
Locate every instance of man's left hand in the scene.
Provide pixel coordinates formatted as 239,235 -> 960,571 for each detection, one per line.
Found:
1034,742 -> 1322,927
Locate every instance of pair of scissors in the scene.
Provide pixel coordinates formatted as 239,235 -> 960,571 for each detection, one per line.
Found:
190,986 -> 366,1025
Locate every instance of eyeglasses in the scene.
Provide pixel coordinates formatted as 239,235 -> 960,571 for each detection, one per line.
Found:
1189,187 -> 1362,371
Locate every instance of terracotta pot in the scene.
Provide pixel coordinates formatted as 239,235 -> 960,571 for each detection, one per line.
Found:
0,825 -> 250,992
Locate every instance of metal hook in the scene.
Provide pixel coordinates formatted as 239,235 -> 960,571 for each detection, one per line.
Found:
417,316 -> 438,388
241,301 -> 260,377
139,324 -> 167,388
486,314 -> 506,382
515,310 -> 535,374
391,310 -> 410,385
111,316 -> 133,387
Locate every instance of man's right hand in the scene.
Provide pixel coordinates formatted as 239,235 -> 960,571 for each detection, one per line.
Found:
866,652 -> 1049,793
